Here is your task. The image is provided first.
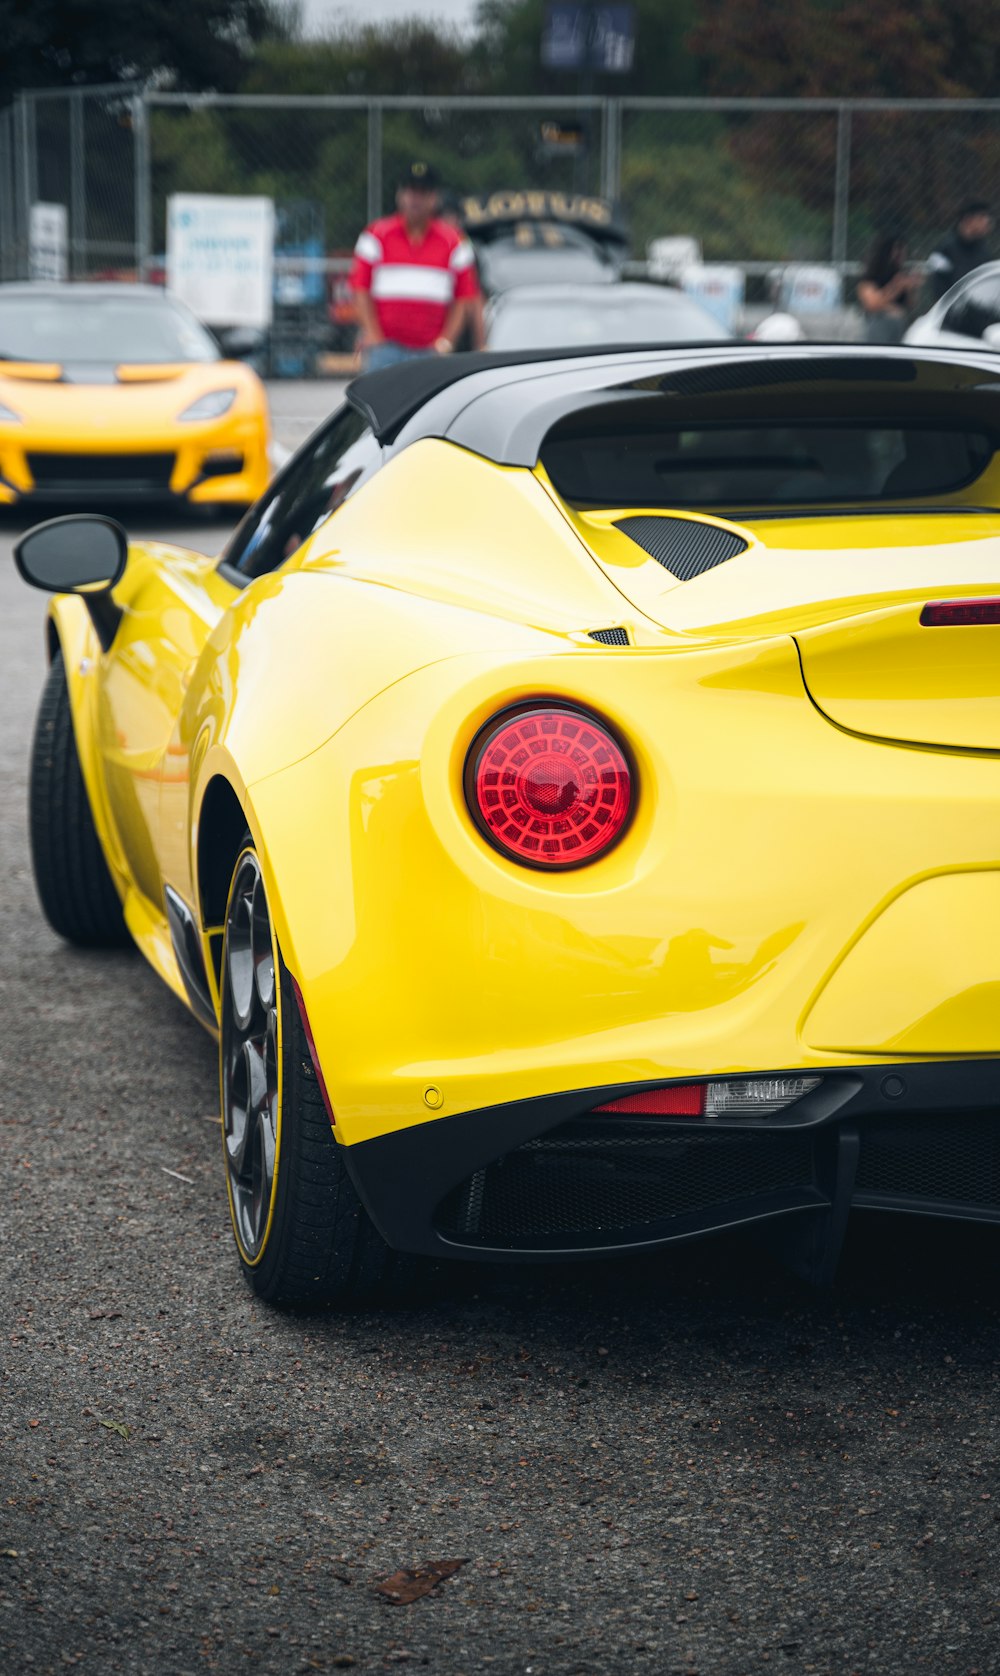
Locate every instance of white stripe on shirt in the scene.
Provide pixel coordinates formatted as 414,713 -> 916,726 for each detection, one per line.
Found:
449,238 -> 476,273
370,263 -> 455,303
355,230 -> 384,263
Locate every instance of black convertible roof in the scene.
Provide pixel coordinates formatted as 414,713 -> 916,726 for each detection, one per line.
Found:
346,343 -> 1000,469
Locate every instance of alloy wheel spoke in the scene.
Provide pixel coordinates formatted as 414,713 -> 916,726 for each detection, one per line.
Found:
222,851 -> 282,1263
226,1037 -> 268,1180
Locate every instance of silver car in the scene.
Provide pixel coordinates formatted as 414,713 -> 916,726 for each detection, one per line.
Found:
485,281 -> 731,351
905,261 -> 1000,351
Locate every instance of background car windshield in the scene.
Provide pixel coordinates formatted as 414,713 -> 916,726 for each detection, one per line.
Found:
0,295 -> 219,364
480,245 -> 615,291
542,421 -> 994,508
490,295 -> 728,350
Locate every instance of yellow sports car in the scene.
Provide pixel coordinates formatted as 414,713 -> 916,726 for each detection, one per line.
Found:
0,282 -> 269,509
16,344 -> 1000,1306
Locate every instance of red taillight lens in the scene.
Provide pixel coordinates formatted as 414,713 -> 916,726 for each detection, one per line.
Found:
920,598 -> 1000,626
596,1086 -> 705,1116
466,703 -> 633,869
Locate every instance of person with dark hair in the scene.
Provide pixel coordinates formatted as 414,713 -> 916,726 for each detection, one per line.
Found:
926,201 -> 994,302
350,162 -> 480,371
856,233 -> 922,343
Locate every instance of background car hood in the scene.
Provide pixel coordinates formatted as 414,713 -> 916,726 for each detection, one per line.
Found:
0,360 -> 252,423
0,360 -> 239,405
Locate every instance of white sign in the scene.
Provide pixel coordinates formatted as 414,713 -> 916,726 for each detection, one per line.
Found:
647,235 -> 702,282
681,263 -> 746,333
778,265 -> 843,315
29,202 -> 68,283
167,194 -> 275,328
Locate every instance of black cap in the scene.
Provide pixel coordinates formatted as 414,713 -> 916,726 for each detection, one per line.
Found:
398,161 -> 441,192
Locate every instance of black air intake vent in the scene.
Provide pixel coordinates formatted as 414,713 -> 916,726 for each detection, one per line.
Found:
614,516 -> 748,580
588,626 -> 630,645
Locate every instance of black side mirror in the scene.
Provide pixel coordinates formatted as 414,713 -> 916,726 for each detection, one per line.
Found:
14,514 -> 128,650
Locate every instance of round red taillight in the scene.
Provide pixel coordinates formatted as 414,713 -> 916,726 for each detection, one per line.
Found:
466,704 -> 633,869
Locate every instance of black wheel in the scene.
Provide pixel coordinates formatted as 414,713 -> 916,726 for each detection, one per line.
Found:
29,651 -> 129,948
220,843 -> 395,1307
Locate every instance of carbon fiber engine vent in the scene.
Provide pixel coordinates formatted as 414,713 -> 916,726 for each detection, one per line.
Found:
614,516 -> 748,581
588,626 -> 630,645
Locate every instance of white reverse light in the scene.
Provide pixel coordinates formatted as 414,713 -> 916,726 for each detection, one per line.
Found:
704,1076 -> 821,1118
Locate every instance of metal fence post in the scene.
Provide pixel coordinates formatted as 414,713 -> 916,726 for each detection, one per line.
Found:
16,93 -> 34,279
832,102 -> 852,267
0,109 -> 12,280
26,92 -> 38,209
133,90 -> 152,279
367,101 -> 382,224
70,90 -> 86,278
601,97 -> 622,202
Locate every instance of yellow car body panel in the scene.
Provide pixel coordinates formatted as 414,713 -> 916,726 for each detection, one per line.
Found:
803,870 -> 1000,1055
29,343 -> 1000,1269
0,359 -> 269,506
248,636 -> 999,1148
49,430 -> 1000,1139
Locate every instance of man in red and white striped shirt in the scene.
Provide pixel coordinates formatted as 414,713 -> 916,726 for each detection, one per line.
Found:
350,161 -> 480,371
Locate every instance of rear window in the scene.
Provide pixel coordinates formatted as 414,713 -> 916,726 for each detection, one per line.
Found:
540,421 -> 995,509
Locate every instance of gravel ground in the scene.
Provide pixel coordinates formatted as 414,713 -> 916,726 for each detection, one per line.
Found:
2,385 -> 999,1675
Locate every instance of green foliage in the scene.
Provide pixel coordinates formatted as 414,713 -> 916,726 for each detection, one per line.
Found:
622,140 -> 830,261
243,23 -> 479,98
0,0 -> 286,104
689,0 -> 1000,99
687,1 -> 1000,250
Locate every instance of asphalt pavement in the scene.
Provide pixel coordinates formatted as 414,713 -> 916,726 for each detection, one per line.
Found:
2,381 -> 999,1676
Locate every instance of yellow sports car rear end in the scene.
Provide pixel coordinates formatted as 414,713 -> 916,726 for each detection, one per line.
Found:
0,282 -> 269,507
15,343 -> 1000,1308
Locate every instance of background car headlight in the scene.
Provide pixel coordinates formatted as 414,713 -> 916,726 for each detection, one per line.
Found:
0,401 -> 22,423
178,388 -> 237,422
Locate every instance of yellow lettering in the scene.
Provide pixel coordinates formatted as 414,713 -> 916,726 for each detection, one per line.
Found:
488,191 -> 525,218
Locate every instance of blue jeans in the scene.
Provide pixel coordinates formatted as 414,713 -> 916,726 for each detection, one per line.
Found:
362,342 -> 433,372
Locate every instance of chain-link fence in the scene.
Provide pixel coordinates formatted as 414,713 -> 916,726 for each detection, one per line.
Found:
4,87 -> 1000,282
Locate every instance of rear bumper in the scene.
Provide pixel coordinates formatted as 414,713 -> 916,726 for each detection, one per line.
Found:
341,1058 -> 1000,1263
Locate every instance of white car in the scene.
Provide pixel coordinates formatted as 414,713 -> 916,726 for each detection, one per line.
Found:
905,261 -> 1000,351
485,281 -> 731,352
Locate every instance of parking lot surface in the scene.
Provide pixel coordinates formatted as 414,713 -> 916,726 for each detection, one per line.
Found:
2,381 -> 998,1676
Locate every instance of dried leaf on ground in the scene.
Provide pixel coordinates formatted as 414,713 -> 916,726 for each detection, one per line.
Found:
98,1419 -> 130,1439
372,1558 -> 467,1604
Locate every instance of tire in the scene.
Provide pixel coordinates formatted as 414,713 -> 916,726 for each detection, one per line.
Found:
220,842 -> 395,1308
29,651 -> 130,948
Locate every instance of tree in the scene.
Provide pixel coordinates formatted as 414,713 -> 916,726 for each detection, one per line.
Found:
0,0 -> 291,104
688,0 -> 1000,99
243,21 -> 480,98
686,0 -> 1000,255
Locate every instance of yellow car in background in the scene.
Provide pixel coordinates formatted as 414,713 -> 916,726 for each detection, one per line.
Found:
0,283 -> 270,509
